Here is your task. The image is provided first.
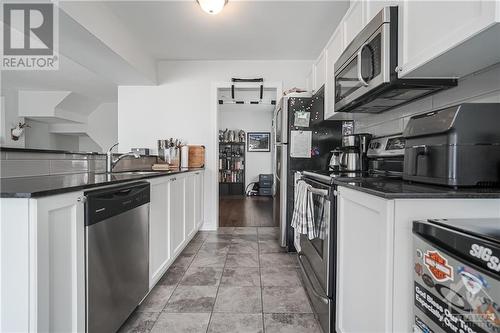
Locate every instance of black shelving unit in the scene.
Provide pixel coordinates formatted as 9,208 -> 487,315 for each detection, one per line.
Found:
219,142 -> 245,196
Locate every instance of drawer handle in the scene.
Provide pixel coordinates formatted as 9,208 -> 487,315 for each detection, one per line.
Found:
298,252 -> 329,305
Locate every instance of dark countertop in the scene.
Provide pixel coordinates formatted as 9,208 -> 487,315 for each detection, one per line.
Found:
333,177 -> 500,199
0,168 -> 204,198
0,146 -> 104,155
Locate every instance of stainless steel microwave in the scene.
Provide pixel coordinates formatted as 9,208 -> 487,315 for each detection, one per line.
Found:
334,7 -> 457,114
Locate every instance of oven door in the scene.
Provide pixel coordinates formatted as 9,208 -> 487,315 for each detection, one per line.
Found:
334,23 -> 391,112
298,177 -> 335,333
298,177 -> 333,295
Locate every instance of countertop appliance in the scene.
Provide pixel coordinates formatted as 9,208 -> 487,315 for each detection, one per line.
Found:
403,103 -> 500,187
85,182 -> 150,333
334,6 -> 457,114
338,133 -> 373,172
413,218 -> 500,333
273,86 -> 342,250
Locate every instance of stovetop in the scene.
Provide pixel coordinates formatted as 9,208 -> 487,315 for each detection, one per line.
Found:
302,169 -> 402,185
300,170 -> 500,199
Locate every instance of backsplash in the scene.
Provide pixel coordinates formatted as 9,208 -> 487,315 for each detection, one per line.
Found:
0,149 -> 158,178
353,63 -> 500,137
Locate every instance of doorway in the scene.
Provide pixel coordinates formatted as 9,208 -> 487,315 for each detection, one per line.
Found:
216,85 -> 279,227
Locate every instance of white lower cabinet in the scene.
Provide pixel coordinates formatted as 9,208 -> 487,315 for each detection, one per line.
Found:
337,187 -> 394,333
1,192 -> 86,333
169,175 -> 186,258
185,173 -> 196,240
148,171 -> 204,287
336,186 -> 500,333
1,170 -> 204,332
194,171 -> 204,228
148,177 -> 171,287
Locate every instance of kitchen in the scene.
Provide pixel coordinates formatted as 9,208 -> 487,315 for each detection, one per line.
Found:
1,1 -> 500,333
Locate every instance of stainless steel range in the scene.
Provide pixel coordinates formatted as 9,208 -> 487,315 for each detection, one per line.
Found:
298,133 -> 405,333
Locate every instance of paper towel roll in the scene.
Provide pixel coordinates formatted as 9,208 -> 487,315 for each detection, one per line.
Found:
180,145 -> 189,168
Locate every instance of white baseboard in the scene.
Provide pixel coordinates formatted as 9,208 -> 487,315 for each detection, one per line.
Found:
199,220 -> 217,231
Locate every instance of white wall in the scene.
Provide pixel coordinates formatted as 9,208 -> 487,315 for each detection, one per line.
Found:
219,108 -> 273,188
25,120 -> 80,151
1,89 -> 25,148
118,60 -> 312,229
86,102 -> 118,152
353,63 -> 500,136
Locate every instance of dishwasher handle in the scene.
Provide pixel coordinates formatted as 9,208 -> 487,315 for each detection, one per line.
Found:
85,182 -> 150,226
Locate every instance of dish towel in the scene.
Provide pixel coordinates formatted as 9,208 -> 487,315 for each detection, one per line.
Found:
291,180 -> 316,240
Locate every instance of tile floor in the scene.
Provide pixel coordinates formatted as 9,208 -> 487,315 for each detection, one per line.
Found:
118,226 -> 321,333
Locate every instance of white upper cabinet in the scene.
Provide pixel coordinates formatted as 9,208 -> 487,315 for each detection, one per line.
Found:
305,66 -> 314,92
365,0 -> 401,22
343,0 -> 366,48
399,0 -> 500,78
314,50 -> 327,90
324,25 -> 344,120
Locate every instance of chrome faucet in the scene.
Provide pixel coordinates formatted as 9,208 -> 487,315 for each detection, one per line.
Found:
106,143 -> 140,173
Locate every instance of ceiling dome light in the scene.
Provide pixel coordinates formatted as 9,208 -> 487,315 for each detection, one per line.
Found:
197,0 -> 228,15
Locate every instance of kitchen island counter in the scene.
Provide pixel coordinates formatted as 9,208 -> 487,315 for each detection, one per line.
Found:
333,177 -> 500,199
0,168 -> 204,198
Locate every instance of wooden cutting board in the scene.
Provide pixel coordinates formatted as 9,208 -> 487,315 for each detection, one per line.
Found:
188,145 -> 205,168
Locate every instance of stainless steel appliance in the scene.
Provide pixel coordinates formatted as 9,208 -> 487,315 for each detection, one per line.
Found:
299,133 -> 405,333
413,218 -> 500,333
367,134 -> 405,176
335,133 -> 373,172
272,87 -> 342,250
403,103 -> 500,187
339,148 -> 360,172
85,182 -> 150,333
298,171 -> 336,333
334,7 -> 457,114
328,149 -> 342,171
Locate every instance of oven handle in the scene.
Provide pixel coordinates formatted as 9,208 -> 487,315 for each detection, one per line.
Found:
297,252 -> 330,305
307,186 -> 329,198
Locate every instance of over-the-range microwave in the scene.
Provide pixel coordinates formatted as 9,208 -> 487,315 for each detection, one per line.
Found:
334,6 -> 457,114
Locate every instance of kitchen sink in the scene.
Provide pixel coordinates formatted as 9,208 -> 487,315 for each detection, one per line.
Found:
113,171 -> 162,175
96,171 -> 164,176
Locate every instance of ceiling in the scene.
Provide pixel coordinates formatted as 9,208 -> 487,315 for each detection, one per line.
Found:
106,0 -> 350,60
2,1 -> 349,108
1,55 -> 118,103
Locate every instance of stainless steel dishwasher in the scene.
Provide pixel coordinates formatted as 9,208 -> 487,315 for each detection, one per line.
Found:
84,181 -> 150,333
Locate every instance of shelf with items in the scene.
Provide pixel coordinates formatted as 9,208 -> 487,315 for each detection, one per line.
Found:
218,170 -> 244,183
219,135 -> 245,196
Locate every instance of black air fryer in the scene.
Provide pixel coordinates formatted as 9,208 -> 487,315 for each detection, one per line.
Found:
403,103 -> 500,187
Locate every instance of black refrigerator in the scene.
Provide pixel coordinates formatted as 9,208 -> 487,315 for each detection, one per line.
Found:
273,86 -> 342,251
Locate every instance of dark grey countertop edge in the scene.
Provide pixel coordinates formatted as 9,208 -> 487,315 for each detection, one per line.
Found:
334,181 -> 500,199
0,146 -> 161,157
0,146 -> 105,156
0,168 -> 204,199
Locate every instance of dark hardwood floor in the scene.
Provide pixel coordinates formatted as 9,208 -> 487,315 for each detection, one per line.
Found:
219,195 -> 277,227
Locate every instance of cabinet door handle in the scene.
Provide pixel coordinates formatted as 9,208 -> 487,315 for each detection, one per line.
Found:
77,196 -> 87,204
